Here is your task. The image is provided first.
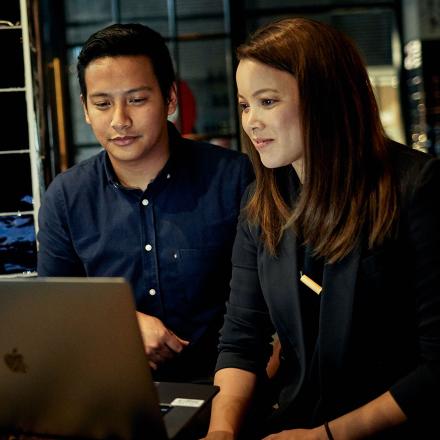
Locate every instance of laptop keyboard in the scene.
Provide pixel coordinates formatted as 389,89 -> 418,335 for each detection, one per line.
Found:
160,403 -> 173,416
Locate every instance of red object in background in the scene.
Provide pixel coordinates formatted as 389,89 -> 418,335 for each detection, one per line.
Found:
177,79 -> 197,135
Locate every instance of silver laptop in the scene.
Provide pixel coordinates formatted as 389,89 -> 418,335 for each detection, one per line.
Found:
0,277 -> 218,439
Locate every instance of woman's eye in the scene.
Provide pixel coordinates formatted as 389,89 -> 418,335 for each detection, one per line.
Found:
239,102 -> 249,111
261,99 -> 275,106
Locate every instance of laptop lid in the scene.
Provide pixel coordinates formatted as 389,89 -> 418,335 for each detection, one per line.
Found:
0,277 -> 170,439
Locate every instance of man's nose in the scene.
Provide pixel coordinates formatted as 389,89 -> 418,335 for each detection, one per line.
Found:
111,104 -> 131,130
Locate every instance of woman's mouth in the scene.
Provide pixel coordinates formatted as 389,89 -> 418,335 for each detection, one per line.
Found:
253,138 -> 274,149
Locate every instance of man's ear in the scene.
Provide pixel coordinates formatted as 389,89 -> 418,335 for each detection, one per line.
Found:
81,94 -> 91,125
167,82 -> 178,116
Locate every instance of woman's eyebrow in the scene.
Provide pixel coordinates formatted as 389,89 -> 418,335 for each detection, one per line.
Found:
237,88 -> 279,100
253,88 -> 279,97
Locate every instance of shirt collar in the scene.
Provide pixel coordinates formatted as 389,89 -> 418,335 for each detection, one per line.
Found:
103,152 -> 119,187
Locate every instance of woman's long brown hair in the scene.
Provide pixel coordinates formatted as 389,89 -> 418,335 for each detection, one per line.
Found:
238,18 -> 397,263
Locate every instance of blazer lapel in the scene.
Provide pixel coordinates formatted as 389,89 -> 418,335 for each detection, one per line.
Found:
264,229 -> 305,362
319,245 -> 361,387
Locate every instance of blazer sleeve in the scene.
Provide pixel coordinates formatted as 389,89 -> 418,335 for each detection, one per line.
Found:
37,177 -> 85,276
389,158 -> 440,420
215,189 -> 275,374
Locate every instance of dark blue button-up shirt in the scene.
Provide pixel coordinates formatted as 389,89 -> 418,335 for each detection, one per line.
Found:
37,125 -> 254,380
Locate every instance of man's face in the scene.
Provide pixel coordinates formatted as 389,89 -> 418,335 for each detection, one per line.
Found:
82,55 -> 177,169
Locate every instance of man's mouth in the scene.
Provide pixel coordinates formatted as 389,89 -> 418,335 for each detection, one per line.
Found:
110,135 -> 139,146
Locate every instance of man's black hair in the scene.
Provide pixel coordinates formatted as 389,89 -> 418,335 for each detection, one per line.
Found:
77,23 -> 175,102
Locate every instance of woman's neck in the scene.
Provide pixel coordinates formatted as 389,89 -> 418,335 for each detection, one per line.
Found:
292,158 -> 304,183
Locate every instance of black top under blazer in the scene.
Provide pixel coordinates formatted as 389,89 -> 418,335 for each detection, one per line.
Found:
216,143 -> 440,438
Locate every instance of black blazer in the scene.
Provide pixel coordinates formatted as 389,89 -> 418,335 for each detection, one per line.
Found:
216,144 -> 440,438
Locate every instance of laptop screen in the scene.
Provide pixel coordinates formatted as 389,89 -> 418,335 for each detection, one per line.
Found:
0,277 -> 168,439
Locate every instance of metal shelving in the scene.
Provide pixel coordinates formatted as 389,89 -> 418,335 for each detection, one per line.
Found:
0,0 -> 42,277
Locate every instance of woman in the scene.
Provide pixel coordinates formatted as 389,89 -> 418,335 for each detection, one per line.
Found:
204,18 -> 440,440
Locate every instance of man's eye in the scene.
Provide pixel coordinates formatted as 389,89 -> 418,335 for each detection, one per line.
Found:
129,97 -> 147,104
94,102 -> 110,109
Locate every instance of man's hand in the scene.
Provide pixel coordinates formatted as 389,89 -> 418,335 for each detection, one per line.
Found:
136,312 -> 189,369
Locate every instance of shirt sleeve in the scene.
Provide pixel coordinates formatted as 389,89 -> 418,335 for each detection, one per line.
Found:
37,177 -> 85,276
389,158 -> 440,420
215,190 -> 274,375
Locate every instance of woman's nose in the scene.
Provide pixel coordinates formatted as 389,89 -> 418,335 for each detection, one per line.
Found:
246,108 -> 264,134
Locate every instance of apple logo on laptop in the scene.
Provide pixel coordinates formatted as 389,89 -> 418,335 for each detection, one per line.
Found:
3,348 -> 28,373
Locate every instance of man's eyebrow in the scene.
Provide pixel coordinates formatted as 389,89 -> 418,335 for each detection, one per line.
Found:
88,86 -> 153,98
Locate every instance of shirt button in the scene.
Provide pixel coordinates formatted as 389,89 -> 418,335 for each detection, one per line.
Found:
149,289 -> 156,296
173,253 -> 178,259
145,244 -> 153,251
142,199 -> 149,206
166,173 -> 171,179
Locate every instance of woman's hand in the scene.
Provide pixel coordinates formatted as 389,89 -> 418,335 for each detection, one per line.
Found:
262,426 -> 326,440
263,389 -> 408,439
199,431 -> 234,440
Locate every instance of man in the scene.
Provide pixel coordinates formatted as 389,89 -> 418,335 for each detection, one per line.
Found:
37,23 -> 253,382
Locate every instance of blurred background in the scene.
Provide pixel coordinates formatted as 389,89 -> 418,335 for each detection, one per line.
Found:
1,0 -> 439,276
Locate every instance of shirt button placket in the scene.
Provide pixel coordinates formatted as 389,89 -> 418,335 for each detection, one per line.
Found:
141,194 -> 161,314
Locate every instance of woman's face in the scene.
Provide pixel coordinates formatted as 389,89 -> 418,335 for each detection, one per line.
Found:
236,59 -> 304,175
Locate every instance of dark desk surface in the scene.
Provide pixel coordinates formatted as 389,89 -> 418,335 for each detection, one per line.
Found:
157,381 -> 219,440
